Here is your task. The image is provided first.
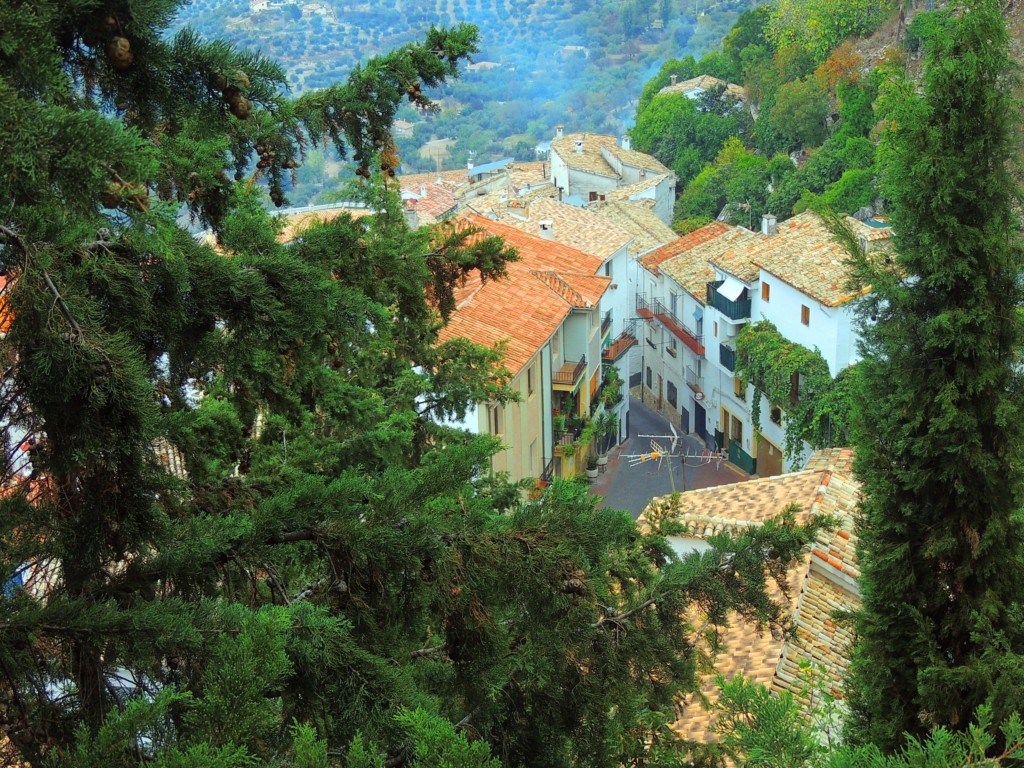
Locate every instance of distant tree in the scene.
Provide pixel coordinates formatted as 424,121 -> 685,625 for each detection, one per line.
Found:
765,77 -> 829,151
843,0 -> 1024,751
633,93 -> 749,187
722,5 -> 772,73
767,0 -> 898,62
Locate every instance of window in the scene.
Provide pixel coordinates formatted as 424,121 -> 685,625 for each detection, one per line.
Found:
730,414 -> 743,445
667,337 -> 678,357
670,292 -> 678,316
646,366 -> 652,388
770,405 -> 783,425
667,381 -> 678,408
790,371 -> 800,404
801,305 -> 810,325
527,364 -> 535,396
552,329 -> 560,356
733,376 -> 745,399
762,282 -> 770,302
604,260 -> 612,278
589,191 -> 599,202
488,405 -> 503,435
714,321 -> 718,338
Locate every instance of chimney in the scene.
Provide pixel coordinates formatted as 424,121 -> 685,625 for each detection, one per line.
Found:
670,74 -> 678,85
419,184 -> 427,197
538,219 -> 554,240
621,135 -> 631,151
574,139 -> 584,154
761,213 -> 778,236
555,124 -> 564,140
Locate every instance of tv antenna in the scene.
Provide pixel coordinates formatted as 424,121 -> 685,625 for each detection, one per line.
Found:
622,424 -> 727,493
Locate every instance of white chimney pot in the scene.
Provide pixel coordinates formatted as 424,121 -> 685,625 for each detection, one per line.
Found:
538,219 -> 554,240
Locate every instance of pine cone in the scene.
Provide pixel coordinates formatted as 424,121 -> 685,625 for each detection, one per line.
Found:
107,36 -> 133,72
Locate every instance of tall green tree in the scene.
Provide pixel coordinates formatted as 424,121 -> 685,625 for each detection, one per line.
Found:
843,0 -> 1024,750
0,2 -> 828,767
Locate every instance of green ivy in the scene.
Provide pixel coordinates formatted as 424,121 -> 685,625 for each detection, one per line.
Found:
735,320 -> 856,461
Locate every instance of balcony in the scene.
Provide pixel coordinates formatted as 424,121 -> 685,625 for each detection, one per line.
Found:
652,299 -> 705,356
602,330 -> 637,362
636,294 -> 654,320
553,356 -> 586,392
601,309 -> 612,339
685,366 -> 703,394
720,342 -> 737,372
706,280 -> 752,321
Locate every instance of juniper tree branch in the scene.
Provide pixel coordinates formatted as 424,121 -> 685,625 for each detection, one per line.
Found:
592,598 -> 657,629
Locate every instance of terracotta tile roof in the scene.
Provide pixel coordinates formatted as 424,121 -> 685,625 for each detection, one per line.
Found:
551,133 -> 670,178
802,446 -> 855,475
641,221 -> 731,273
775,573 -> 857,702
484,198 -> 634,261
438,213 -> 608,376
276,205 -> 372,243
400,181 -> 458,223
748,211 -> 877,307
672,558 -> 808,744
638,449 -> 860,745
603,174 -> 670,201
658,74 -> 748,102
587,200 -> 677,257
397,168 -> 469,190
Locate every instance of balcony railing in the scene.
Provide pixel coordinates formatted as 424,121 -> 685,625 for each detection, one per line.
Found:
685,366 -> 703,394
601,309 -> 612,338
636,293 -> 654,320
652,298 -> 705,356
553,356 -> 586,391
602,330 -> 637,362
541,456 -> 556,482
720,342 -> 737,372
706,280 -> 752,321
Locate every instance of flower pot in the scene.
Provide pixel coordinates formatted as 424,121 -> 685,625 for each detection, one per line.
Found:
596,455 -> 608,466
586,468 -> 599,479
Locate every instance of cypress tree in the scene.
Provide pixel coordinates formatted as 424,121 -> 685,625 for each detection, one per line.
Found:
845,0 -> 1024,749
0,3 -> 827,765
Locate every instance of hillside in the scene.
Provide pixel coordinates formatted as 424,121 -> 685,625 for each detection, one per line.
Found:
172,0 -> 764,170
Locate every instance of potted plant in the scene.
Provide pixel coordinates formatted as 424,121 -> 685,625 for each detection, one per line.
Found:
585,454 -> 599,479
553,413 -> 565,434
596,412 -> 619,464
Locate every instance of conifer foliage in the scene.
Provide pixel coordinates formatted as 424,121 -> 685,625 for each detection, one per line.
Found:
845,0 -> 1024,750
0,2 -> 825,766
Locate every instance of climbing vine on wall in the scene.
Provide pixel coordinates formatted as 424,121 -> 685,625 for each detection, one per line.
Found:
735,320 -> 857,460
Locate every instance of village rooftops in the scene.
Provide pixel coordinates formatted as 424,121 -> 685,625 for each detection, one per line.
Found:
437,213 -> 609,376
638,447 -> 860,744
749,211 -> 891,307
399,180 -> 458,224
640,221 -> 733,301
551,132 -> 670,179
657,74 -> 747,102
480,197 -> 634,262
587,199 -> 678,257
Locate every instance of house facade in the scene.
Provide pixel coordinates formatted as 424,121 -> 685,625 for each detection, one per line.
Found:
638,212 -> 891,476
548,128 -> 676,225
437,214 -> 616,484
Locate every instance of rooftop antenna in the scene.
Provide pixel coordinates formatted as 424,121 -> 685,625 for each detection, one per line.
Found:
624,430 -> 727,493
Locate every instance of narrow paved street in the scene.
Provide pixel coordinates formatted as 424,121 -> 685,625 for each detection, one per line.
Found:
592,397 -> 749,518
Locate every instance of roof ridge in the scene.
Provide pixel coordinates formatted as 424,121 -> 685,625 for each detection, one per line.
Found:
529,269 -> 589,308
